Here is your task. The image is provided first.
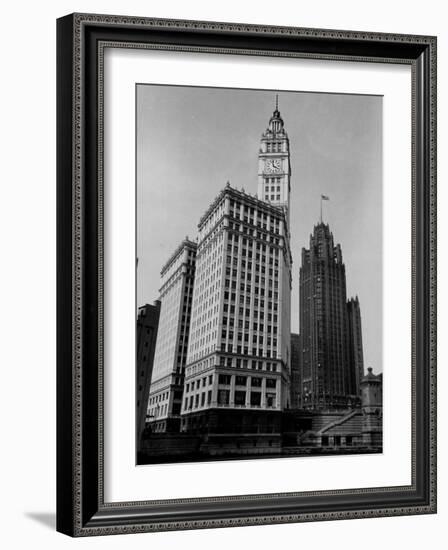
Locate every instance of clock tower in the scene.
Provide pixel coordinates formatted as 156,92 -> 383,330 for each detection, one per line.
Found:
257,96 -> 291,225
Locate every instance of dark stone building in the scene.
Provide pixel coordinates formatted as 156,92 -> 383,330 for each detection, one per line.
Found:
136,300 -> 161,451
298,222 -> 360,410
347,296 -> 365,395
290,333 -> 301,408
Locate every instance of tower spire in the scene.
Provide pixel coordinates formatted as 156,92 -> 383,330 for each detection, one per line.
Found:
275,94 -> 279,112
320,194 -> 330,223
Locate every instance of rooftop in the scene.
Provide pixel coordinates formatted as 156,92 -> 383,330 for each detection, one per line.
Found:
198,182 -> 286,230
160,237 -> 197,276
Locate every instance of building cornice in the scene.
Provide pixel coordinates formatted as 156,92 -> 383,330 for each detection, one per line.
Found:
198,184 -> 287,230
160,238 -> 197,276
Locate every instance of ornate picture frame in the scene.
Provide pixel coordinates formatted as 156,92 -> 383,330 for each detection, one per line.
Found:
56,13 -> 437,536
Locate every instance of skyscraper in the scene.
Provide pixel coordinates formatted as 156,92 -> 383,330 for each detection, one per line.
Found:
290,333 -> 301,409
347,296 -> 365,395
136,300 -> 161,450
298,222 -> 360,410
175,101 -> 292,447
147,238 -> 197,432
180,185 -> 292,446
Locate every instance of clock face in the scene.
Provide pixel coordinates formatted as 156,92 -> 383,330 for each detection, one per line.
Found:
265,159 -> 281,173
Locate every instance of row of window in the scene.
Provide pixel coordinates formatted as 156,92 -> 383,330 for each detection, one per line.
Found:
221,331 -> 278,345
185,356 -> 216,378
218,356 -> 278,371
265,194 -> 282,202
148,403 -> 168,419
219,344 -> 279,358
185,374 -> 213,393
265,142 -> 284,153
222,318 -> 278,332
228,201 -> 279,221
224,287 -> 279,299
216,390 -> 277,407
227,238 -> 281,254
182,389 -> 277,410
223,302 -> 279,315
265,185 -> 281,193
227,213 -> 281,235
225,270 -> 279,285
226,225 -> 282,245
184,390 -> 212,410
148,390 -> 169,405
218,374 -> 277,388
226,255 -> 280,270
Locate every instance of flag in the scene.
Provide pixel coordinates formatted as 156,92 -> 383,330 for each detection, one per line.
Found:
321,194 -> 330,200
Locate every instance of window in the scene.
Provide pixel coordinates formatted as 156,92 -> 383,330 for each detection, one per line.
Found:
266,378 -> 276,389
250,392 -> 261,406
251,377 -> 262,387
218,374 -> 231,385
218,389 -> 230,405
235,375 -> 247,386
266,393 -> 276,407
234,391 -> 246,405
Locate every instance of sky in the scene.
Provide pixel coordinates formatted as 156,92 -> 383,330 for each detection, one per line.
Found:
137,84 -> 382,372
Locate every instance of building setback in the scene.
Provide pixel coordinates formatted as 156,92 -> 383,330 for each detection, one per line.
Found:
147,238 -> 197,432
347,296 -> 365,395
136,300 -> 161,450
299,222 -> 360,410
180,184 -> 292,451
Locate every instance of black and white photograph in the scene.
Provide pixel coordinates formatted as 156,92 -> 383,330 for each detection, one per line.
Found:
136,84 -> 383,464
1,0 -> 441,544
